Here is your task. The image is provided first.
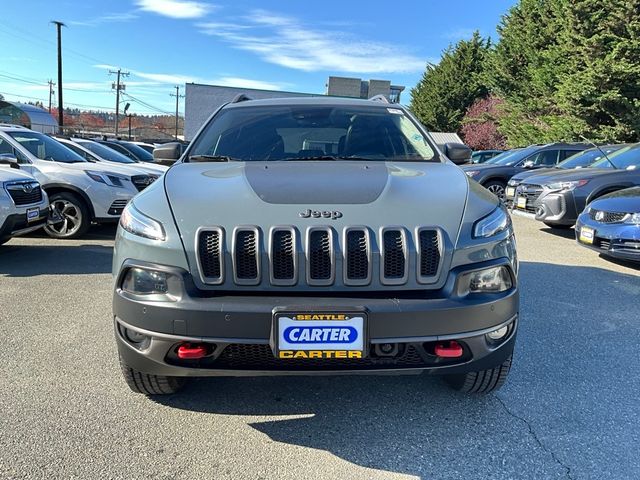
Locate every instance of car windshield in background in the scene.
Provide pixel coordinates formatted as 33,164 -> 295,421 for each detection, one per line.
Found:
489,147 -> 537,166
558,146 -> 622,169
188,105 -> 437,162
120,142 -> 154,162
8,132 -> 85,163
76,140 -> 136,164
590,144 -> 640,170
484,150 -> 519,164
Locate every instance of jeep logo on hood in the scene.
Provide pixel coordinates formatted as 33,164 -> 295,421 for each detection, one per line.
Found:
299,209 -> 343,220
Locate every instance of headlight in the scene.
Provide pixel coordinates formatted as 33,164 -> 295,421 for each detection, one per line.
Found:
465,170 -> 480,178
120,203 -> 165,240
626,213 -> 640,225
473,206 -> 511,238
85,170 -> 128,188
507,179 -> 519,186
544,179 -> 589,191
458,265 -> 513,295
121,267 -> 179,301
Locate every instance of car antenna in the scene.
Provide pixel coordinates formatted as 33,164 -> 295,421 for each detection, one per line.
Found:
579,135 -> 617,169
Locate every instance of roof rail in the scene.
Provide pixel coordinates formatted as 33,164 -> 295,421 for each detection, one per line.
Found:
231,93 -> 252,104
0,123 -> 29,129
369,95 -> 389,104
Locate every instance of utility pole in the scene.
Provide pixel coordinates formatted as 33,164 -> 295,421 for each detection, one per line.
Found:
51,21 -> 65,130
169,85 -> 184,140
128,114 -> 133,140
109,68 -> 129,136
47,80 -> 55,113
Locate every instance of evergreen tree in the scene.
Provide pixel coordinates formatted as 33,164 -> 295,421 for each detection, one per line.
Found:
410,32 -> 491,132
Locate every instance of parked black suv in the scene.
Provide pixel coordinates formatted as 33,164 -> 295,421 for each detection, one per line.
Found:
461,143 -> 589,199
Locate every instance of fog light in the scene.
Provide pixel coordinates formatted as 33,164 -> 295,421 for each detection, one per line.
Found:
487,326 -> 509,341
125,328 -> 148,344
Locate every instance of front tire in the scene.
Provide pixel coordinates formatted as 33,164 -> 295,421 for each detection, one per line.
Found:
484,180 -> 506,201
444,355 -> 512,393
44,192 -> 91,239
119,356 -> 187,395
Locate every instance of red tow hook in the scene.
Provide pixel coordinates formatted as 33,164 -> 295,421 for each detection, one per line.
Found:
177,343 -> 208,359
434,340 -> 464,358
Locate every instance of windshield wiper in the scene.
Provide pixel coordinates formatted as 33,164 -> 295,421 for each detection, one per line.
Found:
188,154 -> 240,163
279,155 -> 339,161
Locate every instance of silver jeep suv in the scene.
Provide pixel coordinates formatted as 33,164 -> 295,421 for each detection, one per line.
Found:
113,97 -> 519,395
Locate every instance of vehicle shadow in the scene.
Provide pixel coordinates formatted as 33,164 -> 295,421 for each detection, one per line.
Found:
539,226 -> 575,239
26,223 -> 118,241
0,243 -> 113,276
151,262 -> 640,479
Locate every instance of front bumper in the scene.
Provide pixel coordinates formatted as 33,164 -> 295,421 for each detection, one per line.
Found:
576,215 -> 640,262
113,261 -> 519,377
0,209 -> 48,238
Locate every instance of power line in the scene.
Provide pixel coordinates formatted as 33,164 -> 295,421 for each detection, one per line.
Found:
123,92 -> 173,115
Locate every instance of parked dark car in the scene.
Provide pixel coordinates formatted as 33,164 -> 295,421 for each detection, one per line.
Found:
514,143 -> 640,227
461,143 -> 589,199
576,187 -> 640,262
505,145 -> 627,205
470,149 -> 504,164
98,140 -> 156,163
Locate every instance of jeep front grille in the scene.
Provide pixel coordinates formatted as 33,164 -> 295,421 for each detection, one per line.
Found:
196,226 -> 442,288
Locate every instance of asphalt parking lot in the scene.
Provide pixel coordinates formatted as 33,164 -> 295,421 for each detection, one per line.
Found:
0,215 -> 638,480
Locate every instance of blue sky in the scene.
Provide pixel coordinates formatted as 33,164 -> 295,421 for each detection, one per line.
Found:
0,0 -> 515,116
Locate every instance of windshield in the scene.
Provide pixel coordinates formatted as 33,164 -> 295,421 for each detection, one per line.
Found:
489,147 -> 537,166
590,144 -> 640,169
8,132 -> 86,163
189,105 -> 437,162
76,140 -> 136,164
558,146 -> 623,169
120,142 -> 154,162
484,149 -> 522,164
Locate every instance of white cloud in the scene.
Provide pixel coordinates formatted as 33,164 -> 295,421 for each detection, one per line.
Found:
135,0 -> 214,19
442,28 -> 479,41
198,10 -> 426,74
92,64 -> 288,91
69,12 -> 138,27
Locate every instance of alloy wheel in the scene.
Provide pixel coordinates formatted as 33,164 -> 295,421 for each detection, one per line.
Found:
47,199 -> 83,237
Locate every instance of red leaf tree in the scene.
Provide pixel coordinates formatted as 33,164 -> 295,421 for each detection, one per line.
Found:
460,95 -> 506,150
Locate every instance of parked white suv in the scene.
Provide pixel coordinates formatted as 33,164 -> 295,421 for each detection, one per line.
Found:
0,162 -> 50,245
55,137 -> 168,176
0,124 -> 158,239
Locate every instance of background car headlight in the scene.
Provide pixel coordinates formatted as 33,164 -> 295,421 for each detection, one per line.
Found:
458,265 -> 513,295
85,170 -> 127,188
465,170 -> 480,178
120,203 -> 166,240
625,213 -> 640,225
545,179 -> 589,191
121,267 -> 179,301
473,206 -> 511,238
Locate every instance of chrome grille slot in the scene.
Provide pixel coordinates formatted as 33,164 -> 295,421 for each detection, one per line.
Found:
307,228 -> 334,285
418,229 -> 440,281
344,228 -> 371,285
198,228 -> 223,283
5,182 -> 43,206
270,228 -> 296,285
589,209 -> 628,223
381,228 -> 407,285
234,228 -> 260,284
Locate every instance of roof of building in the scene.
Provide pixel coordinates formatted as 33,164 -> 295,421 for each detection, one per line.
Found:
429,132 -> 464,147
0,101 -> 58,134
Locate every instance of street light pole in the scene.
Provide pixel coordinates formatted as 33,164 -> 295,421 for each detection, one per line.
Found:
51,21 -> 65,130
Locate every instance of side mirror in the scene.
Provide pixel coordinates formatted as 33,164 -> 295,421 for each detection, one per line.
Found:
0,154 -> 19,169
153,142 -> 182,166
445,142 -> 472,165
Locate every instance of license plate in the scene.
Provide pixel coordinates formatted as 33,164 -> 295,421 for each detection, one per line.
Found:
517,197 -> 527,209
273,310 -> 366,360
26,207 -> 40,222
506,187 -> 515,198
579,226 -> 595,244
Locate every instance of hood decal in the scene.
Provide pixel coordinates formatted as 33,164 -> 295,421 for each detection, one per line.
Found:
244,161 -> 388,204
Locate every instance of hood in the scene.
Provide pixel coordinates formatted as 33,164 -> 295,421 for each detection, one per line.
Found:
164,159 -> 469,251
53,160 -> 154,178
461,163 -> 504,172
521,167 -> 614,185
590,187 -> 640,213
0,167 -> 37,183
